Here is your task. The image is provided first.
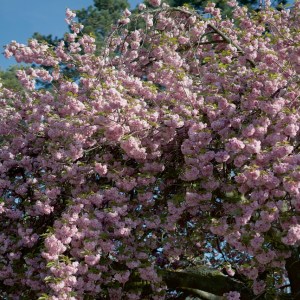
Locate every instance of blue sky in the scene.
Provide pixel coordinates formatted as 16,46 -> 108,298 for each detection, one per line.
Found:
0,0 -> 141,71
0,0 -> 295,71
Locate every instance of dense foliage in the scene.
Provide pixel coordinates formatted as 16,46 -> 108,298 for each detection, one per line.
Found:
0,65 -> 26,92
1,0 -> 300,299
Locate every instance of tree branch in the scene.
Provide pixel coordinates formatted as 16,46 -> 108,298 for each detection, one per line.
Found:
120,7 -> 256,68
180,287 -> 223,300
162,267 -> 254,300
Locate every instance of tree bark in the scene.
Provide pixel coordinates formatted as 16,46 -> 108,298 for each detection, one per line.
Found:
161,267 -> 254,300
286,248 -> 300,300
180,287 -> 222,300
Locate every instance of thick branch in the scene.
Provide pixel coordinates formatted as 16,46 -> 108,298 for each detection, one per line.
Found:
162,267 -> 254,300
180,287 -> 222,300
286,247 -> 300,300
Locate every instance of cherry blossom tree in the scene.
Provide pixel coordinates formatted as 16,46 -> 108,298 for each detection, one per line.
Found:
1,0 -> 300,299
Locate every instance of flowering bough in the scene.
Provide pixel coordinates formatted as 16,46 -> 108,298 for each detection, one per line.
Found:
1,0 -> 300,299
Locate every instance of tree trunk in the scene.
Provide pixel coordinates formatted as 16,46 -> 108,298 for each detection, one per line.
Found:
286,248 -> 300,299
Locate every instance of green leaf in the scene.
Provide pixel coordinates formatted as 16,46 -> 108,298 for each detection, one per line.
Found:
46,261 -> 56,268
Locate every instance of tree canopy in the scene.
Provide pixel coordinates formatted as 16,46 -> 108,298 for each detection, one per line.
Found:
1,0 -> 300,300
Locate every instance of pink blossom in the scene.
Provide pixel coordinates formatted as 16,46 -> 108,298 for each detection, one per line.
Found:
65,8 -> 76,25
44,235 -> 67,256
211,221 -> 228,236
256,250 -> 275,264
4,49 -> 13,59
149,0 -> 161,7
126,260 -> 141,269
227,0 -> 238,6
183,166 -> 199,181
253,280 -> 266,295
94,163 -> 108,176
119,18 -> 130,25
178,36 -> 189,45
242,124 -> 255,137
84,254 -> 100,266
245,140 -> 261,154
225,138 -> 245,152
215,151 -> 230,163
223,291 -> 240,300
225,265 -> 235,276
281,225 -> 300,245
123,8 -> 131,17
255,220 -> 271,232
114,271 -> 130,283
234,155 -> 248,167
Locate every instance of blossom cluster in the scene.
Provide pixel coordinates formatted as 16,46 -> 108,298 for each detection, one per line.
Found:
1,1 -> 300,299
